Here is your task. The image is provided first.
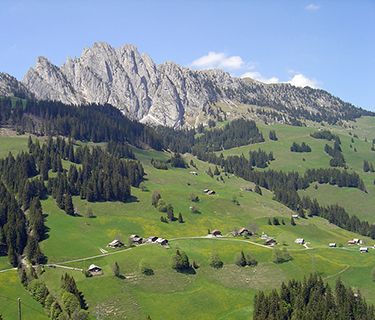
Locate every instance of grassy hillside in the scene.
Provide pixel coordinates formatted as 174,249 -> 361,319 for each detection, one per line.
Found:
0,118 -> 375,319
221,119 -> 375,223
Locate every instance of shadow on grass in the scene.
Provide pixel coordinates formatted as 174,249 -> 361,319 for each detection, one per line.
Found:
176,267 -> 197,275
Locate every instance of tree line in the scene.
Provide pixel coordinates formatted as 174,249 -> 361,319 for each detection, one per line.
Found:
0,136 -> 145,265
189,148 -> 375,238
290,142 -> 311,152
253,273 -> 374,320
0,97 -> 163,149
249,149 -> 274,168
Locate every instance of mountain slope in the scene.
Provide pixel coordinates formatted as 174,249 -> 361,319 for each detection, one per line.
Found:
0,72 -> 32,99
0,42 -> 371,128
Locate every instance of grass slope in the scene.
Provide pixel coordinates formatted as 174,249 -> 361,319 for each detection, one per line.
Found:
0,118 -> 375,319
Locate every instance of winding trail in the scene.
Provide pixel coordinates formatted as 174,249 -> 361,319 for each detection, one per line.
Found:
0,267 -> 16,273
0,236 -> 365,274
323,265 -> 351,280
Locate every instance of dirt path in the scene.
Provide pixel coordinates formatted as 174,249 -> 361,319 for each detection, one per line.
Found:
0,237 -> 359,274
0,267 -> 16,273
323,265 -> 351,280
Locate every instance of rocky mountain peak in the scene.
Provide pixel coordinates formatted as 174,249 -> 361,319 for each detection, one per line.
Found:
0,42 -> 369,127
0,72 -> 31,99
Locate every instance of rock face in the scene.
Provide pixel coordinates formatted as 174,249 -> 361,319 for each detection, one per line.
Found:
0,42 -> 368,127
0,72 -> 31,99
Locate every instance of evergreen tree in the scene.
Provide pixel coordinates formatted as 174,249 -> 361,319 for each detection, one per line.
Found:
7,243 -> 18,267
209,254 -> 224,269
151,191 -> 161,207
166,204 -> 175,221
25,235 -> 45,264
61,273 -> 87,309
28,197 -> 45,241
364,160 -> 371,172
112,262 -> 121,278
291,217 -> 296,226
64,193 -> 75,216
269,130 -> 278,141
254,185 -> 262,195
207,167 -> 214,178
178,213 -> 184,223
235,251 -> 247,267
171,250 -> 190,271
213,166 -> 220,176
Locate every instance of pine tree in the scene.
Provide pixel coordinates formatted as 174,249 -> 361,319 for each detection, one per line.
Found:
235,251 -> 247,267
29,197 -> 45,241
363,160 -> 370,172
178,213 -> 184,223
25,235 -> 45,264
19,267 -> 28,287
269,130 -> 278,141
209,254 -> 224,269
254,185 -> 262,195
151,191 -> 161,207
291,217 -> 296,226
166,204 -> 174,221
207,167 -> 214,178
64,193 -> 75,216
7,242 -> 18,267
172,250 -> 190,271
214,166 -> 220,176
112,262 -> 121,278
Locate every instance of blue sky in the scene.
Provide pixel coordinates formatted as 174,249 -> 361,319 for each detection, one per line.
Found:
0,0 -> 374,110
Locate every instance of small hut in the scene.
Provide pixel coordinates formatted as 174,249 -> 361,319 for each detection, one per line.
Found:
295,238 -> 305,245
156,238 -> 169,246
238,227 -> 252,236
264,238 -> 277,246
211,229 -> 222,237
87,264 -> 103,276
108,239 -> 124,248
147,236 -> 158,243
129,234 -> 143,245
329,243 -> 336,248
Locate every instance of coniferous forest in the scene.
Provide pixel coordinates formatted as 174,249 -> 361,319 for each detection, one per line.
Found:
0,96 -> 375,318
254,274 -> 375,320
0,135 -> 144,266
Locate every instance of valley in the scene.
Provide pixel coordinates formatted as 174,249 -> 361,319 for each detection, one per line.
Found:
0,114 -> 375,319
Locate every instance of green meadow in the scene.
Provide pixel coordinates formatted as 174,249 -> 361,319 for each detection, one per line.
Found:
0,117 -> 375,319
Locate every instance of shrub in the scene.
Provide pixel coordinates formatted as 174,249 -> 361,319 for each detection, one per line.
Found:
171,250 -> 190,271
157,199 -> 167,212
190,193 -> 199,202
151,191 -> 161,207
246,253 -> 258,266
28,279 -> 49,306
140,261 -> 154,276
62,291 -> 80,317
210,254 -> 224,269
235,251 -> 247,267
273,248 -> 292,264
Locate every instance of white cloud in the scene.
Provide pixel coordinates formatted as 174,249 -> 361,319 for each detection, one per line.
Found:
190,52 -> 319,89
242,71 -> 319,88
305,3 -> 320,11
288,73 -> 318,88
241,71 -> 279,84
191,51 -> 244,70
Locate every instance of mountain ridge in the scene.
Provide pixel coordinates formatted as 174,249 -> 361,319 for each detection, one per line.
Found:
0,42 -> 372,127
